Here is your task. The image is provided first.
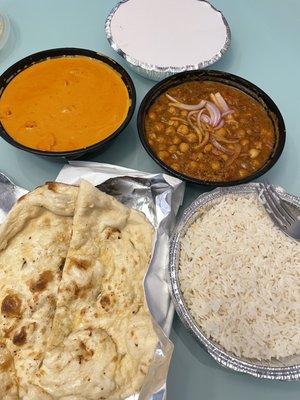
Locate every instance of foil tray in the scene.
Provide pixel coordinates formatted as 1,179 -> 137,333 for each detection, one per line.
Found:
169,182 -> 300,380
105,0 -> 231,81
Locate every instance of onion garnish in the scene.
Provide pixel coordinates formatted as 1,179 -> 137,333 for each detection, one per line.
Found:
199,131 -> 210,148
205,101 -> 221,127
215,92 -> 230,112
166,94 -> 206,111
212,134 -> 239,144
210,136 -> 233,155
225,143 -> 242,166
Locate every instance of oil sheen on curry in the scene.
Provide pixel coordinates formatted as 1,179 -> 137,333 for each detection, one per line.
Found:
145,81 -> 276,182
0,56 -> 130,151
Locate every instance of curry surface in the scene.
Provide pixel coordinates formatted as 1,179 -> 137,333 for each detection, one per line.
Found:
0,56 -> 130,151
145,81 -> 275,182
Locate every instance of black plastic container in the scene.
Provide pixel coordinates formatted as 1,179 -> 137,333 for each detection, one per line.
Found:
0,48 -> 136,158
137,70 -> 286,186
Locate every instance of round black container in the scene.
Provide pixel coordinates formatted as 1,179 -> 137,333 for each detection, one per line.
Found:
137,70 -> 286,186
0,48 -> 136,158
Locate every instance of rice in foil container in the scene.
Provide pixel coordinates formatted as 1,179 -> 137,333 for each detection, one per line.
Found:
105,0 -> 231,81
169,183 -> 300,381
0,162 -> 185,399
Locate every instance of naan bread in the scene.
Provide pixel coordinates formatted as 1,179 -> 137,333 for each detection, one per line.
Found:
0,342 -> 19,399
33,180 -> 158,400
0,183 -> 78,398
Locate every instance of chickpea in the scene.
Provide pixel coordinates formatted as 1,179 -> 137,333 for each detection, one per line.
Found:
179,142 -> 190,153
154,122 -> 164,133
239,169 -> 248,178
252,159 -> 260,168
148,111 -> 157,121
173,136 -> 181,145
166,126 -> 176,135
204,144 -> 213,153
249,148 -> 260,159
211,161 -> 221,171
255,141 -> 262,149
180,110 -> 188,117
189,161 -> 198,169
215,127 -> 226,136
148,139 -> 154,146
158,150 -> 170,160
236,129 -> 246,138
158,144 -> 166,151
148,132 -> 156,140
168,106 -> 177,114
221,154 -> 228,161
168,145 -> 177,153
171,163 -> 180,171
177,124 -> 189,135
241,139 -> 249,146
187,133 -> 198,143
168,119 -> 179,127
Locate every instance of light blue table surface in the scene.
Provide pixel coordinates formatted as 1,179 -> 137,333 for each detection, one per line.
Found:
0,1 -> 299,399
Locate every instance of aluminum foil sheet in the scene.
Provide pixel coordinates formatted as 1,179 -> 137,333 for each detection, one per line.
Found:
56,161 -> 185,399
169,182 -> 300,381
105,0 -> 231,81
0,171 -> 28,223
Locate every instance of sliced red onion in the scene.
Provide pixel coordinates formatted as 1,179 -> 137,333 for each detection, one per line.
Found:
222,109 -> 235,117
215,92 -> 230,112
225,144 -> 242,166
199,131 -> 210,148
166,94 -> 206,111
165,94 -> 179,103
205,101 -> 221,127
214,119 -> 224,130
210,136 -> 233,155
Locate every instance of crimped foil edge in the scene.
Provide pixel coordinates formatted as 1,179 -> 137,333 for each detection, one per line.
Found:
169,182 -> 300,380
105,0 -> 231,81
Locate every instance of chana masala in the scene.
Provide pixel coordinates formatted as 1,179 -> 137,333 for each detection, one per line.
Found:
145,81 -> 276,182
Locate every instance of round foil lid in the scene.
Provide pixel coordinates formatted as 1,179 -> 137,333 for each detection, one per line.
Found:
0,12 -> 10,50
106,0 -> 231,80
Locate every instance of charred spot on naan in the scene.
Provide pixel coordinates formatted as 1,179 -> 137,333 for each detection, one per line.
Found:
29,270 -> 54,293
99,292 -> 116,312
46,182 -> 60,192
12,326 -> 27,346
68,257 -> 91,270
104,227 -> 122,240
0,346 -> 13,372
1,293 -> 22,318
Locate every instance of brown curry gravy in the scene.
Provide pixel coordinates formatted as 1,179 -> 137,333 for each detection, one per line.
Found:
145,81 -> 276,182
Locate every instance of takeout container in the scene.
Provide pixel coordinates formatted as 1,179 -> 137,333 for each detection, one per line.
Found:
137,70 -> 286,187
0,48 -> 136,159
105,0 -> 231,81
169,182 -> 300,380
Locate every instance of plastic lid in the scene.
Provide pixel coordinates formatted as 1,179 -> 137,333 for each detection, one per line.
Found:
0,12 -> 10,50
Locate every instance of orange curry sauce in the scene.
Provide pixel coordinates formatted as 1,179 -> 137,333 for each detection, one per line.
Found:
0,56 -> 130,151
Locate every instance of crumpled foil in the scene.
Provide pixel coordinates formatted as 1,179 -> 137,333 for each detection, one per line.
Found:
0,162 -> 185,399
105,0 -> 231,81
169,182 -> 300,381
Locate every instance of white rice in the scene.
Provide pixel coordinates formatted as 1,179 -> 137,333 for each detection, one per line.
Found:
179,195 -> 300,360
